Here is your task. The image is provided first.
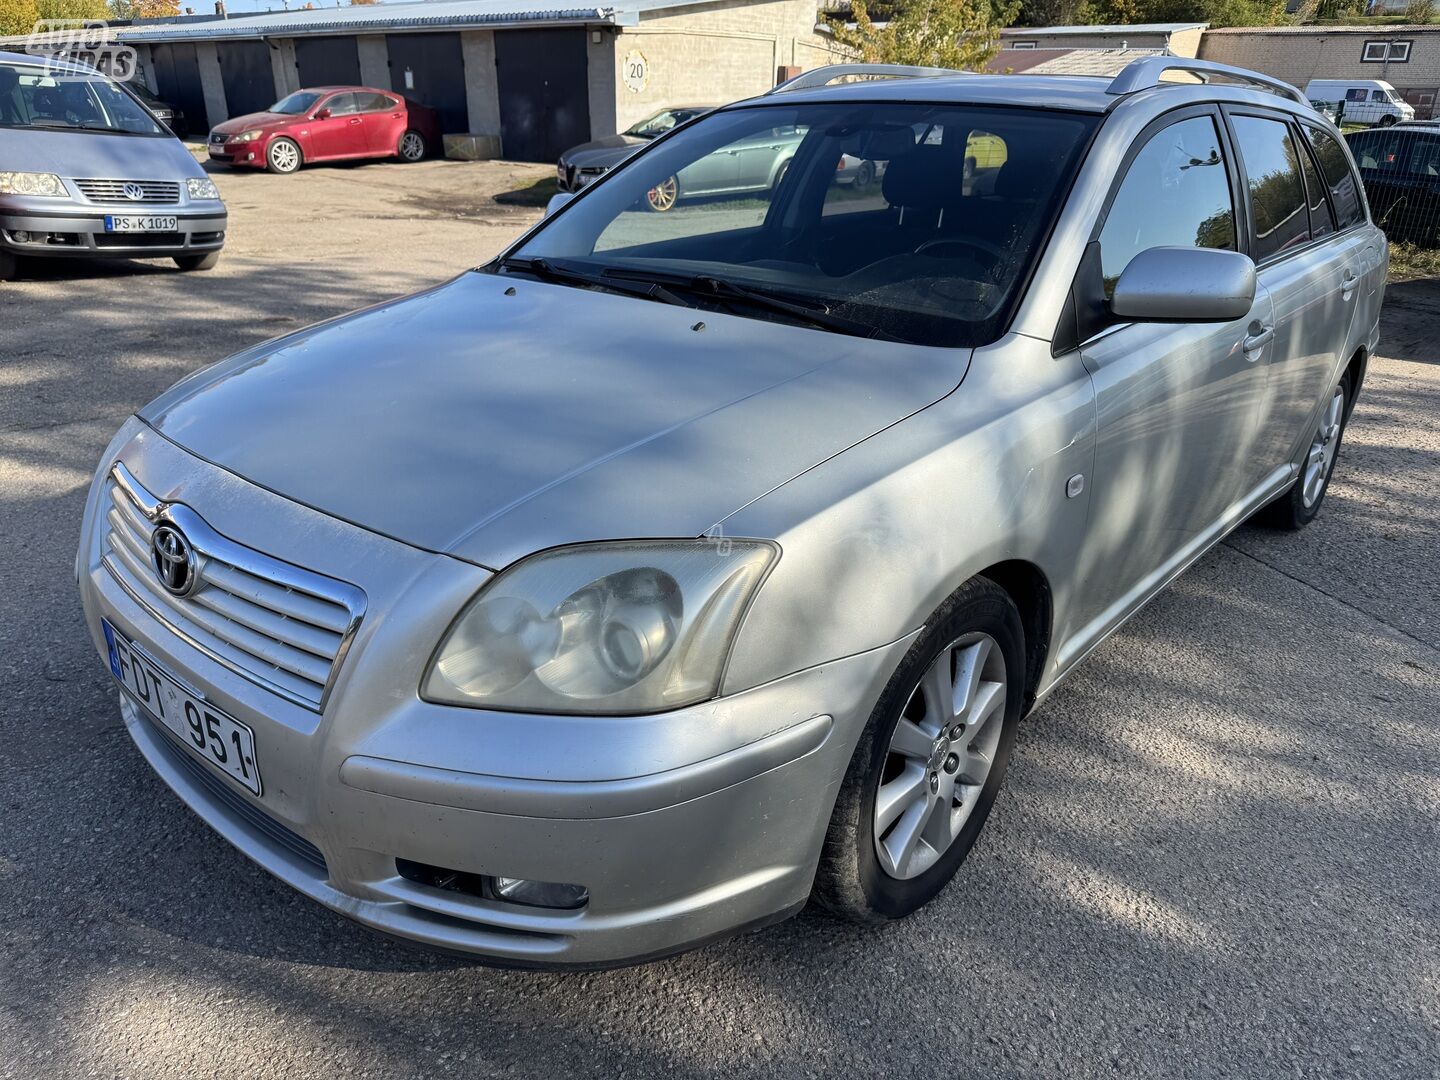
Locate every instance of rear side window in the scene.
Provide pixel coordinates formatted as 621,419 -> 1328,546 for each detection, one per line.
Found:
1231,114 -> 1310,260
357,93 -> 395,112
1407,136 -> 1440,176
1097,115 -> 1236,297
1295,131 -> 1334,239
1308,127 -> 1365,228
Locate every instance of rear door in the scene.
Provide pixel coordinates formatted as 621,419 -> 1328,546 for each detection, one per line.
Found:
306,92 -> 366,159
355,92 -> 405,155
1074,107 -> 1275,626
1224,109 -> 1364,476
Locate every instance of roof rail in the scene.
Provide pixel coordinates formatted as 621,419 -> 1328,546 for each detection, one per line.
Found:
1107,56 -> 1309,106
767,63 -> 968,95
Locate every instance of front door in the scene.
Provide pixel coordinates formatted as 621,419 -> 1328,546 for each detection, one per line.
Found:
1072,109 -> 1274,634
307,92 -> 367,160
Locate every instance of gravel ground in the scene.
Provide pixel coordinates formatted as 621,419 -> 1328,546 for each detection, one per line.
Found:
1,161 -> 1437,1079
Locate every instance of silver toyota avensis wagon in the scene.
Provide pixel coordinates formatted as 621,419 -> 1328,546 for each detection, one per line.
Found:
77,59 -> 1386,968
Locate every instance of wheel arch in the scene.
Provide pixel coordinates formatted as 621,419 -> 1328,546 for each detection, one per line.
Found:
975,560 -> 1052,714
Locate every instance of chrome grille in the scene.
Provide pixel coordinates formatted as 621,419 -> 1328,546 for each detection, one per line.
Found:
100,463 -> 365,711
73,178 -> 182,203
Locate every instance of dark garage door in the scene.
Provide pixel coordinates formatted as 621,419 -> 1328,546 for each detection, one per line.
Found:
217,40 -> 276,119
495,29 -> 591,163
149,42 -> 208,134
385,33 -> 468,135
294,36 -> 362,89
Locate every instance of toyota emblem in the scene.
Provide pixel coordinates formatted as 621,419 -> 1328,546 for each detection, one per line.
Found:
151,524 -> 197,597
122,182 -> 145,201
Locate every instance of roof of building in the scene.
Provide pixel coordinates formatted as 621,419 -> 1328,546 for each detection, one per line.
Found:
987,46 -> 1167,77
93,0 -> 716,42
1203,22 -> 1440,33
1001,22 -> 1208,36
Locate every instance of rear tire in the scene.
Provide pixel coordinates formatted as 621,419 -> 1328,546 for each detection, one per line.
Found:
812,576 -> 1025,924
266,137 -> 302,174
646,176 -> 678,212
1379,115 -> 1398,127
1252,372 -> 1352,530
398,129 -> 427,162
174,252 -> 220,272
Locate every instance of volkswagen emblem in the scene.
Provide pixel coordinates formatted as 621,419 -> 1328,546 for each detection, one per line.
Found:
122,182 -> 145,202
151,524 -> 197,597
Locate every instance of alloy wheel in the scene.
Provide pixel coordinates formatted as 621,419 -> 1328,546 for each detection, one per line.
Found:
270,141 -> 299,172
1302,384 -> 1346,507
872,632 -> 1007,880
400,132 -> 425,161
646,176 -> 678,212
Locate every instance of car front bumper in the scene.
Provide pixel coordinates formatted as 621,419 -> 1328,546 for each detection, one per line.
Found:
76,420 -> 908,967
209,142 -> 269,169
0,205 -> 226,259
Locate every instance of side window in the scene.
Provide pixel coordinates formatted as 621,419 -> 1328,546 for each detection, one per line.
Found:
1309,127 -> 1366,229
355,93 -> 391,112
1409,136 -> 1440,177
323,93 -> 358,116
1370,89 -> 1391,103
1345,88 -> 1368,103
1097,114 -> 1236,297
1231,114 -> 1310,260
1294,129 -> 1334,240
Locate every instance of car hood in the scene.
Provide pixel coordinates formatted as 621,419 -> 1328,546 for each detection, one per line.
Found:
140,272 -> 968,569
562,135 -> 644,167
0,127 -> 202,179
213,111 -> 295,135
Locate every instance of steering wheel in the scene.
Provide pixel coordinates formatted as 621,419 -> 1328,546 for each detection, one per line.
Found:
913,236 -> 1007,264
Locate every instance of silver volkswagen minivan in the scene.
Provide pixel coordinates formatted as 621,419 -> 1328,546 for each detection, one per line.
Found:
0,51 -> 225,280
76,59 -> 1385,968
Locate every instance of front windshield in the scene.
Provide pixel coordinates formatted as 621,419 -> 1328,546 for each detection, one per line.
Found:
508,102 -> 1097,347
271,91 -> 323,115
625,108 -> 704,139
0,63 -> 165,136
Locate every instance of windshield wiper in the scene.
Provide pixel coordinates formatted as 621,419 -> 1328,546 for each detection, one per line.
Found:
498,256 -> 688,307
601,268 -> 901,341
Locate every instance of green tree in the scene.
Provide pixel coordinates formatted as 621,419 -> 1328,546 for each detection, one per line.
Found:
0,0 -> 40,35
832,0 -> 1021,70
1083,0 -> 1287,26
1404,0 -> 1436,22
37,0 -> 108,19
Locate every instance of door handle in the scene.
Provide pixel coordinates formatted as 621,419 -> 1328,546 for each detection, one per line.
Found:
1341,270 -> 1359,299
1243,324 -> 1274,360
349,118 -> 362,125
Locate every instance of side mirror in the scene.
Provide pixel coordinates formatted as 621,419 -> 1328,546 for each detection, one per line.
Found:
1111,247 -> 1257,323
315,107 -> 332,120
545,191 -> 575,217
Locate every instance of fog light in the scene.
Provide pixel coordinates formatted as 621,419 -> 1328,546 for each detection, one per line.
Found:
490,876 -> 589,909
12,231 -> 30,243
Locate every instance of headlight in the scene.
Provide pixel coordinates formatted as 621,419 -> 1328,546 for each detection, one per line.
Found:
423,540 -> 777,715
0,171 -> 66,197
186,177 -> 220,200
234,129 -> 263,142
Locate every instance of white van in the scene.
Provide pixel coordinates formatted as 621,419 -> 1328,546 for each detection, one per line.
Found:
1304,78 -> 1415,126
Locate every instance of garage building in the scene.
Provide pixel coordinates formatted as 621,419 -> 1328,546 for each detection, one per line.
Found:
105,0 -> 841,162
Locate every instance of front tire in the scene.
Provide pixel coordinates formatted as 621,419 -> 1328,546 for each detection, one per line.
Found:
1253,372 -> 1352,530
398,129 -> 427,162
813,576 -> 1025,923
266,137 -> 302,174
1379,115 -> 1398,128
174,252 -> 220,272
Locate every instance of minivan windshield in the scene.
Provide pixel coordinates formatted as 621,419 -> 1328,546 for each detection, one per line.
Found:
505,102 -> 1097,347
0,63 -> 165,136
271,91 -> 323,115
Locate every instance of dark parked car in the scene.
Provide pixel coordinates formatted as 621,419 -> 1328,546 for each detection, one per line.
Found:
557,106 -> 714,192
1346,125 -> 1440,244
128,80 -> 184,136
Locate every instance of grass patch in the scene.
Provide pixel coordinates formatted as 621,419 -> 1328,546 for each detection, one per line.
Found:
1389,241 -> 1440,282
495,175 -> 559,207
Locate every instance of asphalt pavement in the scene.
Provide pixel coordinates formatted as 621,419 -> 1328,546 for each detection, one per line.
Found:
1,161 -> 1436,1079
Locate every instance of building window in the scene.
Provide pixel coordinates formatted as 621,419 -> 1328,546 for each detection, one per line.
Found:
1362,40 -> 1411,63
1010,41 -> 1037,50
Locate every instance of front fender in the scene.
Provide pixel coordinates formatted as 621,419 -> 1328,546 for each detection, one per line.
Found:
719,334 -> 1096,698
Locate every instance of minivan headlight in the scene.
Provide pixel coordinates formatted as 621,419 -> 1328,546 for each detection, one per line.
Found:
186,177 -> 220,200
0,172 -> 66,197
422,540 -> 777,714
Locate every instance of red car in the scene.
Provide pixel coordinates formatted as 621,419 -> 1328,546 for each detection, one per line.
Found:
207,86 -> 440,174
